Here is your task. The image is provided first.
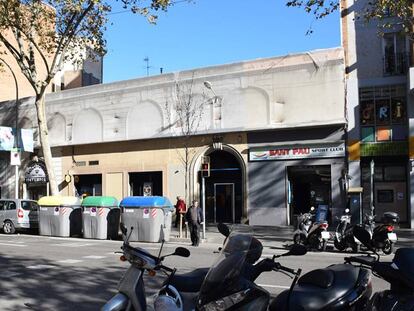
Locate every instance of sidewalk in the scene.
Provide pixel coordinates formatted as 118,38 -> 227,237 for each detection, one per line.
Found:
169,224 -> 414,248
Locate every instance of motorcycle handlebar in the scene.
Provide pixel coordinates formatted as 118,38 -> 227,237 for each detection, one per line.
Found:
273,262 -> 296,275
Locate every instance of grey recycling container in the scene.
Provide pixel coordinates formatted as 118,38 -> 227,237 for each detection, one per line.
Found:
82,196 -> 120,240
37,196 -> 82,237
120,196 -> 174,242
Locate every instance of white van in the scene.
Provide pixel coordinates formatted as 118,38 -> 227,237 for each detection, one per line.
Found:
0,199 -> 39,234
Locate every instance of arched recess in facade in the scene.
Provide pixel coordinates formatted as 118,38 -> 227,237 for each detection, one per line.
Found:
190,144 -> 247,224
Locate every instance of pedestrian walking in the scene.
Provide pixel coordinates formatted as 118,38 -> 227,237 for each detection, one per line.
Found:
174,196 -> 187,228
185,200 -> 203,246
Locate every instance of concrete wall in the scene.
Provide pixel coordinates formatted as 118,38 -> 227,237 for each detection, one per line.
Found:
3,47 -> 345,148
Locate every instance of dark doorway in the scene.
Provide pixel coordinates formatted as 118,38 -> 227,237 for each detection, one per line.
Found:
200,150 -> 242,224
214,183 -> 235,223
287,165 -> 331,224
129,171 -> 162,196
74,174 -> 102,197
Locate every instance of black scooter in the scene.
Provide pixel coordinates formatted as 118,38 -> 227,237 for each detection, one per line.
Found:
345,226 -> 414,311
334,208 -> 361,252
195,226 -> 372,311
361,212 -> 399,255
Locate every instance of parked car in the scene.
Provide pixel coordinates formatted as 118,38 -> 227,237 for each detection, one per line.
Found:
0,199 -> 39,234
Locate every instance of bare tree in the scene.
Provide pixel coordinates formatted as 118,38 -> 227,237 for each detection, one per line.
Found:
0,0 -> 178,195
165,75 -> 209,206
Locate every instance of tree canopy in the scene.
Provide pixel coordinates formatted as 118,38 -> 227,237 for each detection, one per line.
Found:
286,0 -> 414,37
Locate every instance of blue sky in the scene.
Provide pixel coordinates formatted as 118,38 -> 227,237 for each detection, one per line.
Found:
103,0 -> 340,83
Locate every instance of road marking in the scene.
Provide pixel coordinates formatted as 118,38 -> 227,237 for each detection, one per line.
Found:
27,265 -> 56,270
57,259 -> 83,264
82,255 -> 107,259
0,242 -> 27,247
258,284 -> 290,289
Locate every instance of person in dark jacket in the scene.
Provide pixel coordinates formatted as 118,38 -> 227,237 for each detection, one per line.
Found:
185,200 -> 203,246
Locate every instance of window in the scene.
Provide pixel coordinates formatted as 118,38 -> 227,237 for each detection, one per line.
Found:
22,201 -> 37,211
7,202 -> 16,210
377,190 -> 394,203
359,85 -> 407,142
0,201 -> 5,211
383,33 -> 407,75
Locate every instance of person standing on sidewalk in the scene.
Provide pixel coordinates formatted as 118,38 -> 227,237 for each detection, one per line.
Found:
185,200 -> 203,246
174,196 -> 187,228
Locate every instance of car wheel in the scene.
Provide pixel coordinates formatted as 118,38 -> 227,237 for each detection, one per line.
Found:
3,221 -> 15,234
382,240 -> 394,255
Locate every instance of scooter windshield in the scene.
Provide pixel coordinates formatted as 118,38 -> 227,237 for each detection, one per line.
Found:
197,227 -> 254,308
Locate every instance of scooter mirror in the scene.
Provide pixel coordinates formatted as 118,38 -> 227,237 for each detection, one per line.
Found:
287,244 -> 307,256
353,226 -> 372,249
174,247 -> 191,258
120,222 -> 127,236
217,223 -> 230,237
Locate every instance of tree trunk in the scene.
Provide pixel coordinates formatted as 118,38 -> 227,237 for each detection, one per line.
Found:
35,94 -> 59,195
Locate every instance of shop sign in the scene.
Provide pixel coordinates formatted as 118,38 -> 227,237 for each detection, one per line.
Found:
249,143 -> 345,161
0,127 -> 33,152
25,161 -> 48,184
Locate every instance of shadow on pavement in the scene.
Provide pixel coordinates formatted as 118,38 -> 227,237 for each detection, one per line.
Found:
0,254 -> 165,311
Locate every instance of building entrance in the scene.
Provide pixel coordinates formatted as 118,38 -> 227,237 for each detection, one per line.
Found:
287,165 -> 331,224
214,183 -> 235,223
201,150 -> 242,224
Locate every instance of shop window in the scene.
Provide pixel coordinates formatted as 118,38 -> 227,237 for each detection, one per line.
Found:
360,101 -> 375,125
359,85 -> 407,143
376,127 -> 391,141
377,190 -> 394,203
361,127 -> 375,142
391,99 -> 405,123
392,125 -> 407,140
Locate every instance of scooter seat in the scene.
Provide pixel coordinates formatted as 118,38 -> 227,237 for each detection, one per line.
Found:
269,264 -> 361,311
169,268 -> 209,293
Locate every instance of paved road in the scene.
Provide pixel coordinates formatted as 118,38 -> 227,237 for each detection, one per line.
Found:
0,233 -> 390,310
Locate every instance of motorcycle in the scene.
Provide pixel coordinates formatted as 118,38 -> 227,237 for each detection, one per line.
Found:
196,226 -> 372,311
334,208 -> 361,252
345,226 -> 414,311
293,206 -> 330,251
361,212 -> 399,255
101,223 -> 192,311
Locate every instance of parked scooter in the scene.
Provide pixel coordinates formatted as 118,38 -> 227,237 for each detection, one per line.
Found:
345,226 -> 414,311
293,206 -> 330,251
101,223 -> 191,311
334,208 -> 361,252
361,212 -> 399,255
196,226 -> 372,311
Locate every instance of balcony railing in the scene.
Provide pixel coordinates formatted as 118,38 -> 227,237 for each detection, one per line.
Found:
383,52 -> 409,76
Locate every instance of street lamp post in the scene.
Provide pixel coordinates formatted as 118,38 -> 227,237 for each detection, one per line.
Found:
0,58 -> 20,199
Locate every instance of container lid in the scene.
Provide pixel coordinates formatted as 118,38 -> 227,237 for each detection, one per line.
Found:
81,196 -> 119,207
120,196 -> 173,208
38,196 -> 82,206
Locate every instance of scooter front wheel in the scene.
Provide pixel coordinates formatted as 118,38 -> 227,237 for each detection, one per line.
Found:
293,233 -> 305,245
